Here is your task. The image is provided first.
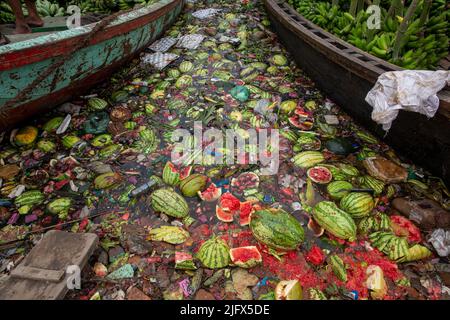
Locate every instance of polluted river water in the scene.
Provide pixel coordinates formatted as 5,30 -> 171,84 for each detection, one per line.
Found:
0,0 -> 449,300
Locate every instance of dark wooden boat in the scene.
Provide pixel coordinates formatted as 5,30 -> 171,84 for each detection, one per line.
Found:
265,0 -> 450,185
0,0 -> 183,131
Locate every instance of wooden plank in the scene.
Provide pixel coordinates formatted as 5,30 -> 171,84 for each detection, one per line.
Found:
0,230 -> 98,300
11,266 -> 65,282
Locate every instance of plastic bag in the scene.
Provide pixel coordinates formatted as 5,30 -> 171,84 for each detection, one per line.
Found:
429,229 -> 450,257
365,70 -> 450,131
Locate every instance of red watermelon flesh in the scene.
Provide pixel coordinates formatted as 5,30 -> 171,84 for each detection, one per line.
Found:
230,246 -> 262,268
239,201 -> 254,226
179,166 -> 193,180
216,206 -> 234,222
198,183 -> 222,202
219,193 -> 241,212
307,166 -> 332,184
390,215 -> 422,243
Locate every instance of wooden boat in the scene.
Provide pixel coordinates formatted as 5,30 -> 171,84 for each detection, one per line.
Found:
0,0 -> 184,131
265,0 -> 450,185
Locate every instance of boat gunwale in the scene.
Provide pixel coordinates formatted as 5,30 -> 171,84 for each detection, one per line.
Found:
0,0 -> 181,70
265,0 -> 450,117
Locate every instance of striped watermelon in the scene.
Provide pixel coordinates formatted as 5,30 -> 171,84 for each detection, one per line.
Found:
326,181 -> 353,200
151,188 -> 189,218
328,254 -> 347,281
250,208 -> 304,250
179,174 -> 208,197
312,201 -> 357,241
340,192 -> 375,218
175,75 -> 193,88
196,236 -> 230,269
280,128 -> 298,143
167,68 -> 181,78
162,162 -> 191,186
87,97 -> 108,111
292,151 -> 325,168
179,61 -> 194,73
358,175 -> 385,195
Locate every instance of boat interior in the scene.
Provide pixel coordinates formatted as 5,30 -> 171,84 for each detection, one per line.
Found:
0,15 -> 105,45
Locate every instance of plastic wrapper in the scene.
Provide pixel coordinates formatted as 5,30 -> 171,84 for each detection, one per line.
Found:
365,70 -> 450,131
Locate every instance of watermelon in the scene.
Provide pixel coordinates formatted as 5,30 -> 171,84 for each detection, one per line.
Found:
340,192 -> 375,218
37,140 -> 56,152
358,175 -> 385,195
151,188 -> 189,218
14,126 -> 38,146
250,208 -> 304,250
94,172 -> 122,189
288,108 -> 314,130
398,244 -> 432,263
216,206 -> 234,222
328,254 -> 347,281
390,215 -> 422,243
87,97 -> 108,111
239,201 -> 254,226
292,151 -> 325,168
180,174 -> 208,197
179,61 -> 194,73
198,183 -> 222,202
175,252 -> 197,270
312,201 -> 357,241
162,162 -> 192,186
230,246 -> 262,268
280,100 -> 297,114
307,166 -> 332,184
271,54 -> 288,66
326,181 -> 353,200
196,236 -> 230,269
325,138 -> 356,155
219,193 -> 241,212
43,117 -> 63,132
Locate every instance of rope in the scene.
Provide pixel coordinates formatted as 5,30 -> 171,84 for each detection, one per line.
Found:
0,7 -> 138,123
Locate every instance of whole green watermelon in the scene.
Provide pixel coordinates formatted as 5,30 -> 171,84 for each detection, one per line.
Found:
250,208 -> 304,250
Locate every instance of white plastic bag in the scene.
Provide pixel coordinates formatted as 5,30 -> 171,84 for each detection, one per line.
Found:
365,70 -> 450,131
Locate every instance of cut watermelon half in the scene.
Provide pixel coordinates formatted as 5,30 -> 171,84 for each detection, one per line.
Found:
198,183 -> 222,202
307,166 -> 332,184
230,246 -> 262,268
216,206 -> 234,222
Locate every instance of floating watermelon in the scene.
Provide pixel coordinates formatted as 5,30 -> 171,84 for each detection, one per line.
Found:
198,183 -> 222,202
230,246 -> 262,268
219,193 -> 241,212
216,206 -> 234,222
288,109 -> 314,130
307,166 -> 332,184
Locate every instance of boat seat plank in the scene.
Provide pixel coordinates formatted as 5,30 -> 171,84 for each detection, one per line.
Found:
0,230 -> 98,300
11,266 -> 65,282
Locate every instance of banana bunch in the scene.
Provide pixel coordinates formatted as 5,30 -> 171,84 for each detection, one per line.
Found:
35,0 -> 65,17
0,1 -> 15,24
288,0 -> 449,70
118,0 -> 157,11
